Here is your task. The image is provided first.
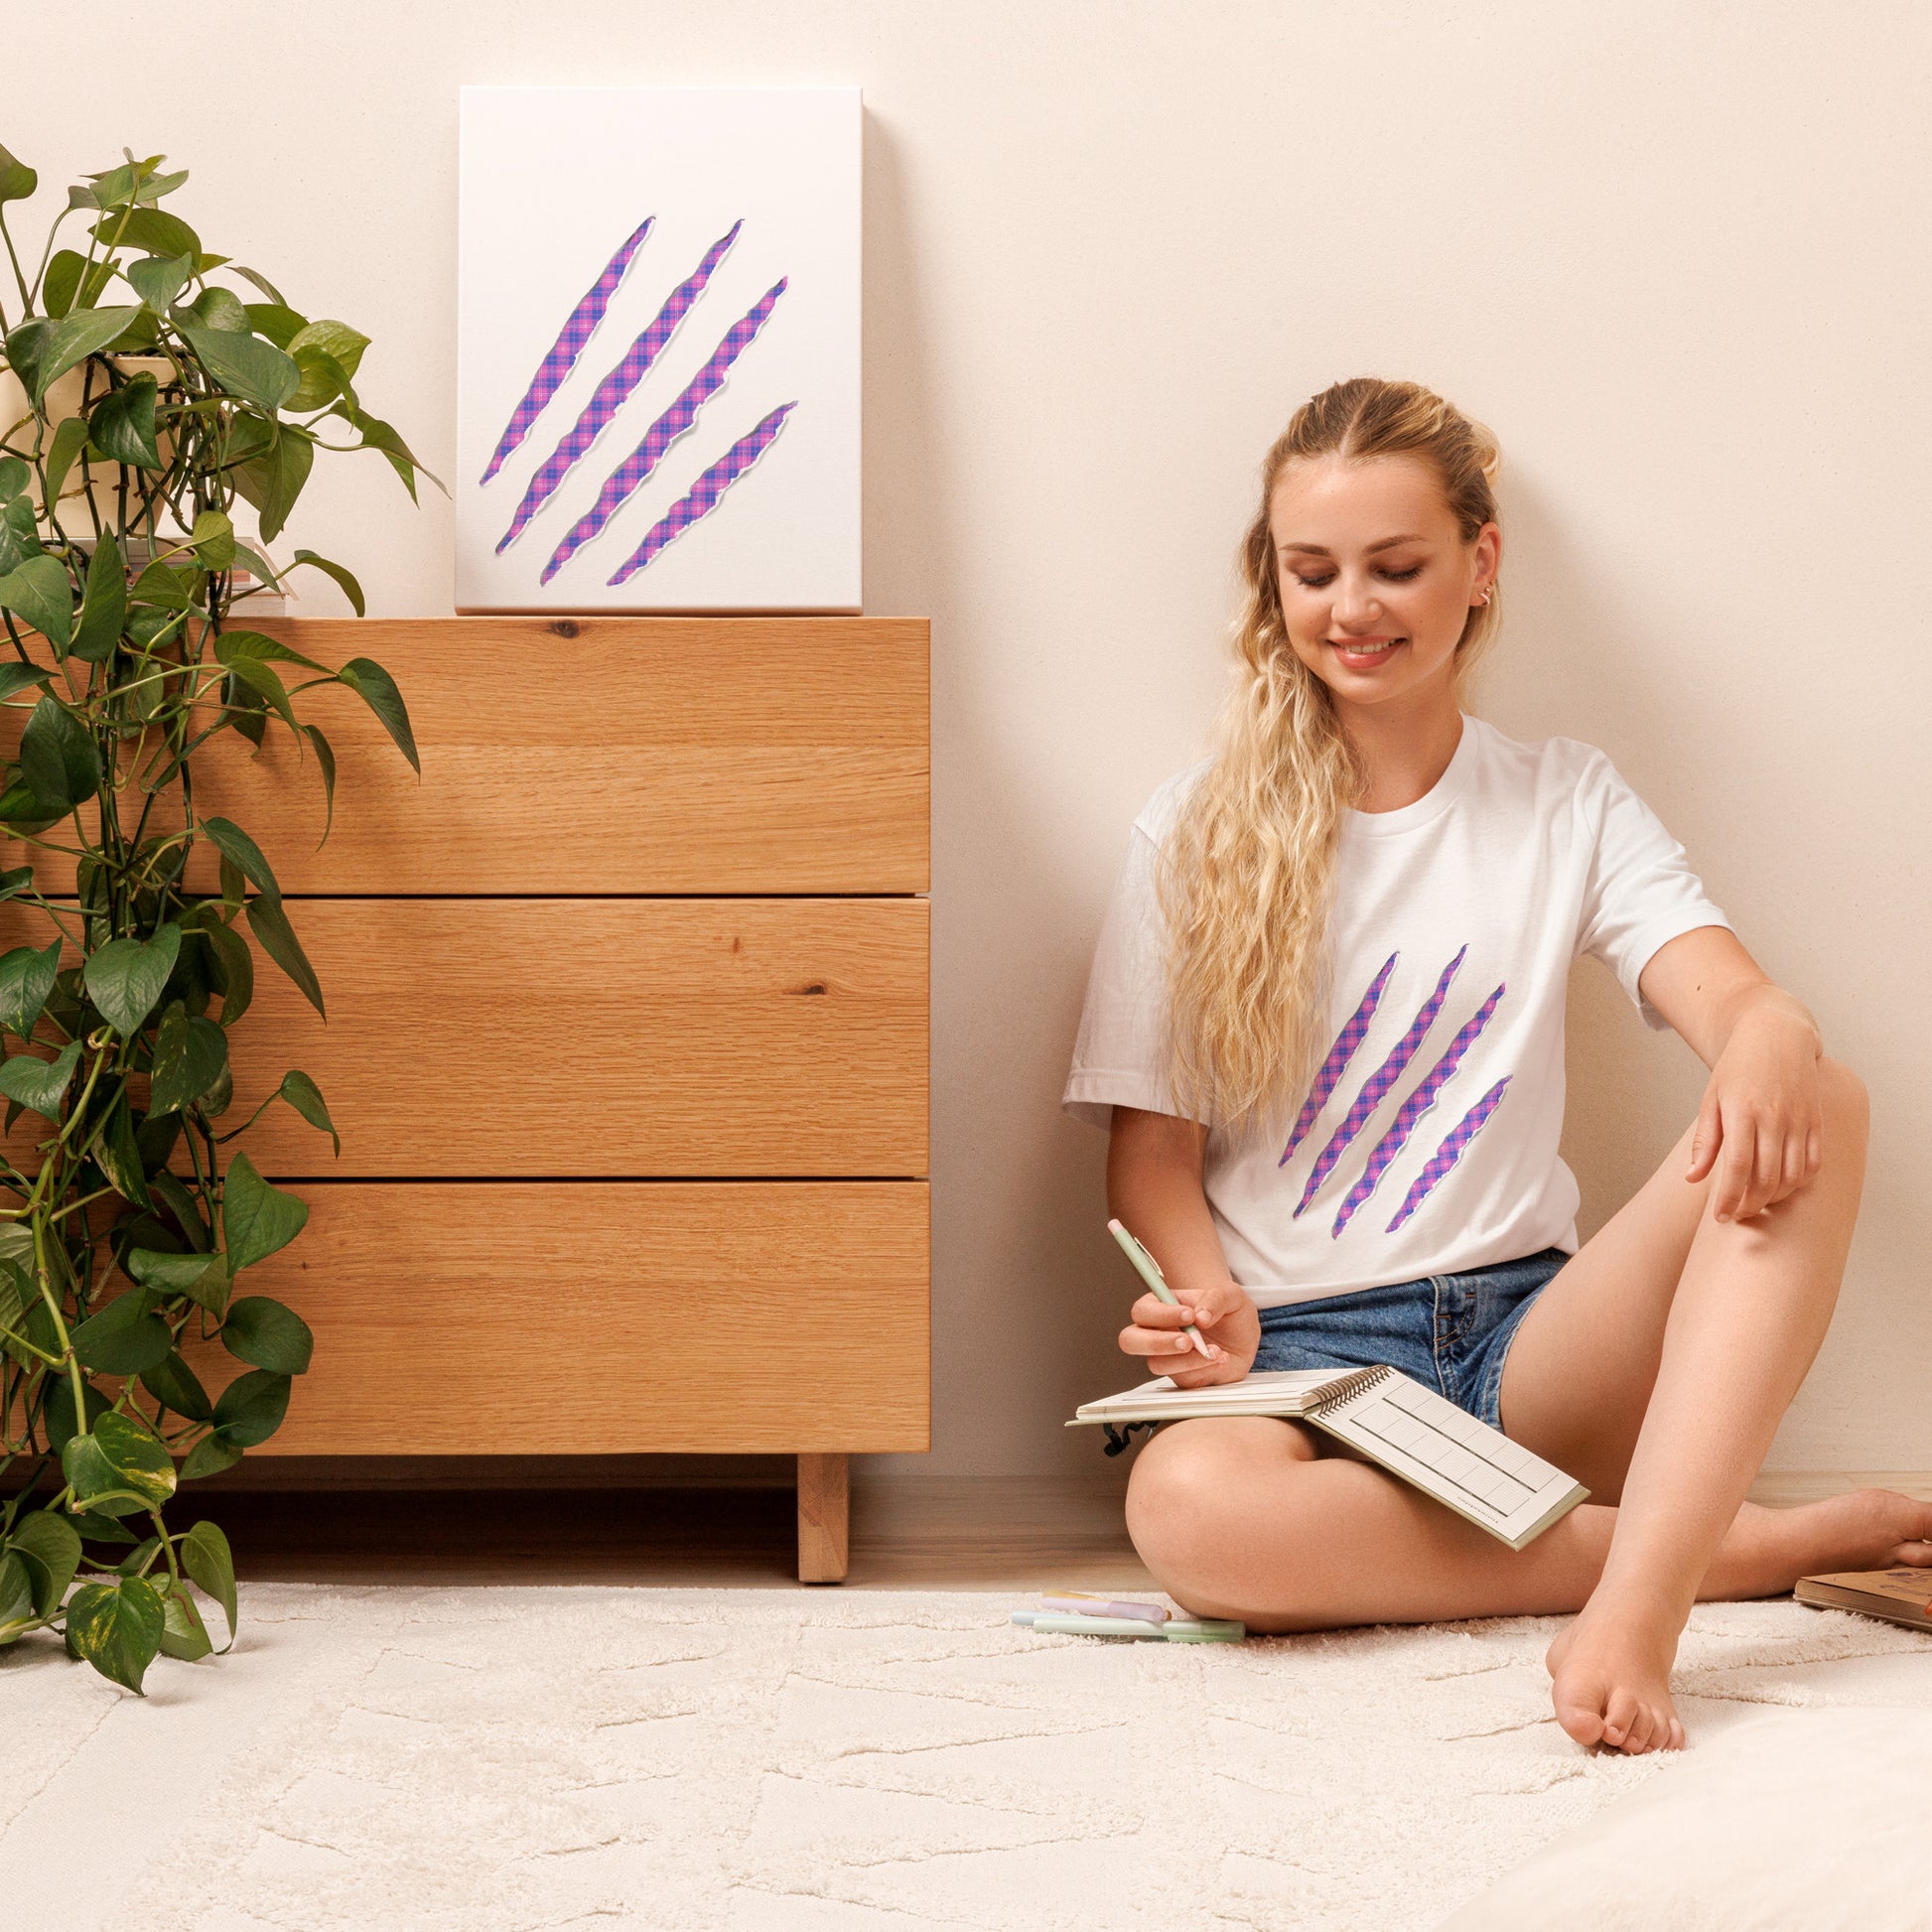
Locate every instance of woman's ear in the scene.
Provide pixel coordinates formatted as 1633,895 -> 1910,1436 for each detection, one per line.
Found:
1473,519 -> 1502,600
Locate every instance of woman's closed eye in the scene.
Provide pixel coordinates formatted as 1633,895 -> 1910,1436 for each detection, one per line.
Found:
1291,564 -> 1425,590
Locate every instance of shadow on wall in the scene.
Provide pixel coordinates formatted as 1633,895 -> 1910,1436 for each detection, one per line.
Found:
1473,466 -> 1719,1236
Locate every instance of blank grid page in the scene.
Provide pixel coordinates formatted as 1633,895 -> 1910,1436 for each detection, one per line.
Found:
1322,1374 -> 1577,1539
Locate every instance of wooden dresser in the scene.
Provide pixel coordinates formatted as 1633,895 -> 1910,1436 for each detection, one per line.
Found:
23,616 -> 932,1581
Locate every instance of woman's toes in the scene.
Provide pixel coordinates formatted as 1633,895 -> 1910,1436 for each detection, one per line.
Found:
1666,1716 -> 1687,1751
1554,1690 -> 1604,1748
1600,1687 -> 1639,1750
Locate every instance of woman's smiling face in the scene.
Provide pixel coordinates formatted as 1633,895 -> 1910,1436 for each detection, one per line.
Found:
1269,452 -> 1499,713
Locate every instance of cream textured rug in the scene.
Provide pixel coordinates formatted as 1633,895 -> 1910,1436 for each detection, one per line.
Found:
3,1585 -> 1929,1931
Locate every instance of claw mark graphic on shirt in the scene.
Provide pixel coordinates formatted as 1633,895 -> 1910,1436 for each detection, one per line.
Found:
1295,945 -> 1467,1216
1331,982 -> 1506,1237
1280,952 -> 1398,1168
1384,1076 -> 1513,1232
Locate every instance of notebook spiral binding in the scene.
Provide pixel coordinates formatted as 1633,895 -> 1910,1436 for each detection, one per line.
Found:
1098,1362 -> 1396,1454
1310,1364 -> 1395,1410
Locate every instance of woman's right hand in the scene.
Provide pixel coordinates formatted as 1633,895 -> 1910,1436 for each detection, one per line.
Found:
1117,1280 -> 1260,1389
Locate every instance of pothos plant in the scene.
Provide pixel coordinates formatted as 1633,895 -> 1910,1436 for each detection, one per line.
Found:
0,145 -> 435,1692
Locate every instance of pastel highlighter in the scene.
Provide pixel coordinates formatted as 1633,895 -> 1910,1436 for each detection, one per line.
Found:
1038,1592 -> 1169,1623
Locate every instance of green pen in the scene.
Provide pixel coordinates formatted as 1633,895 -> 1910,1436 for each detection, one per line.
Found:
1108,1216 -> 1214,1359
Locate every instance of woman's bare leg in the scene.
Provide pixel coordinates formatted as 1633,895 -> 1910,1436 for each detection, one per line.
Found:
1516,1057 -> 1873,1751
1125,1058 -> 1932,1750
1125,1413 -> 1932,1778
1126,1417 -> 1932,1631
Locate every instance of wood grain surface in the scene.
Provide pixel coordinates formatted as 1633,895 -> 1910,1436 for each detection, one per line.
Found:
232,896 -> 928,1176
0,896 -> 929,1177
796,1451 -> 852,1582
175,1180 -> 930,1454
0,616 -> 929,895
0,615 -> 932,1491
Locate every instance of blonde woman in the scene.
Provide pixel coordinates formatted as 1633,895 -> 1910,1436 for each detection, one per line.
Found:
1061,376 -> 1931,1754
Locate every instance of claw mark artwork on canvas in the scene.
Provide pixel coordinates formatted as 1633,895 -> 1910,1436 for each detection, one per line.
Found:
457,86 -> 861,614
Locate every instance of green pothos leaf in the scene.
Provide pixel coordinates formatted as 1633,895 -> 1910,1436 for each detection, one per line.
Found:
7,1509 -> 80,1619
337,657 -> 418,772
0,1552 -> 36,1642
245,896 -> 324,1016
61,1412 -> 177,1513
93,1090 -> 155,1211
221,1152 -> 308,1272
181,1519 -> 236,1646
65,1575 -> 165,1693
277,1070 -> 339,1155
158,1582 -> 212,1662
0,1038 -> 80,1119
302,724 -> 337,845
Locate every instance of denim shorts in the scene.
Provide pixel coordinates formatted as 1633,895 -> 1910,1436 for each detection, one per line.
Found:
1250,1246 -> 1571,1431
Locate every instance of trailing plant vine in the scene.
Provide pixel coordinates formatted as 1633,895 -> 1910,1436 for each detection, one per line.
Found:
0,144 -> 433,1691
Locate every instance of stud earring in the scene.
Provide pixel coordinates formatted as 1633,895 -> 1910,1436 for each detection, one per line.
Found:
1478,586 -> 1494,605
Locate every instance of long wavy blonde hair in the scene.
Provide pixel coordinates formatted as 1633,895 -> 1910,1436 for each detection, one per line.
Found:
1156,376 -> 1503,1150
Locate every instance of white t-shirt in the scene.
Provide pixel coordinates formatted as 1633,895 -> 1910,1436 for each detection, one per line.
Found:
1061,713 -> 1731,1307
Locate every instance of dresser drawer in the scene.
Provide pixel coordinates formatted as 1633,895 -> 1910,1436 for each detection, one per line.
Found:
1,617 -> 929,897
202,896 -> 928,1177
178,1180 -> 930,1454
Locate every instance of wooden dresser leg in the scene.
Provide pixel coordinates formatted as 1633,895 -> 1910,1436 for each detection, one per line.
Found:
797,1452 -> 849,1584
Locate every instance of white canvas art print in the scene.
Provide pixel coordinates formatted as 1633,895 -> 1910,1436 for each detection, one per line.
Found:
456,86 -> 861,613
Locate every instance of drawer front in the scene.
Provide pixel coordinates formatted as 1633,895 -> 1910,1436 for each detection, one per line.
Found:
0,616 -> 930,896
178,1180 -> 930,1453
0,897 -> 928,1177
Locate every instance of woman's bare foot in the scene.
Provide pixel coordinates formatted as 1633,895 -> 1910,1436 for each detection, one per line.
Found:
1752,1488 -> 1932,1583
1545,1592 -> 1686,1754
1544,1490 -> 1932,1757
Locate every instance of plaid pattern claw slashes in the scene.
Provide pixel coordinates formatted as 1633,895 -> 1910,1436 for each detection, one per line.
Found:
606,401 -> 797,585
1295,945 -> 1468,1217
1384,1076 -> 1513,1233
540,279 -> 789,584
1280,952 -> 1398,1168
495,221 -> 744,553
1331,981 -> 1507,1238
480,216 -> 654,485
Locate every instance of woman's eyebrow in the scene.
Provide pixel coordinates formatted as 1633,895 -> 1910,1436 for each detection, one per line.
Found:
1279,534 -> 1428,557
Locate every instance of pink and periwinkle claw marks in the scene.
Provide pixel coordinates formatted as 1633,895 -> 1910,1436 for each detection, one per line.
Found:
1296,945 -> 1469,1217
1385,1076 -> 1513,1233
479,216 -> 654,485
1280,952 -> 1398,1168
540,279 -> 789,584
495,221 -> 744,553
607,401 -> 797,585
1331,982 -> 1507,1238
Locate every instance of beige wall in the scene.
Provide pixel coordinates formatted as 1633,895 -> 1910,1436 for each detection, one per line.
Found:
15,2 -> 1928,1500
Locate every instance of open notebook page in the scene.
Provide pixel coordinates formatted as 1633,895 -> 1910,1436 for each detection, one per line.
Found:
1314,1370 -> 1587,1551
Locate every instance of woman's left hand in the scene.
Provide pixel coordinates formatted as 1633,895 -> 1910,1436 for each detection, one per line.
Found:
1686,1006 -> 1824,1222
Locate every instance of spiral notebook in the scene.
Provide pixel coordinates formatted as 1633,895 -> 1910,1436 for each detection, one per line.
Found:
1069,1365 -> 1588,1551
